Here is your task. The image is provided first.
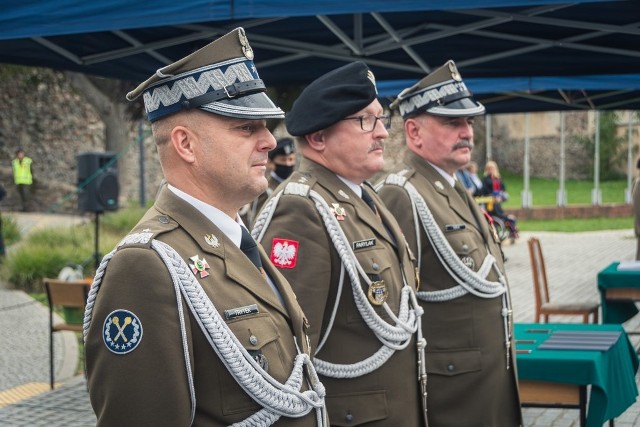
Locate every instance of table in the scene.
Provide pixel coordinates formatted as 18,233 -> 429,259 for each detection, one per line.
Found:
515,323 -> 639,427
598,262 -> 640,324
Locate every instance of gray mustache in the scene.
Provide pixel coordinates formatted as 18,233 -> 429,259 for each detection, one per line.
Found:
369,142 -> 384,152
453,140 -> 473,150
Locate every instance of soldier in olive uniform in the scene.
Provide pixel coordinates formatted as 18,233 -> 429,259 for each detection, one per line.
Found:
376,60 -> 522,426
83,28 -> 327,426
241,137 -> 297,228
252,62 -> 426,426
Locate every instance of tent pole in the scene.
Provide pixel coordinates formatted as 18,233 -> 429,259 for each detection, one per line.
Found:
557,111 -> 567,206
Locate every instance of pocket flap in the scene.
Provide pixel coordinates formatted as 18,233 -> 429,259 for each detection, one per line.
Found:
427,349 -> 482,377
327,390 -> 388,426
226,313 -> 280,351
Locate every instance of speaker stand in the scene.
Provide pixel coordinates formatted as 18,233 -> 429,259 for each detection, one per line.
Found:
93,212 -> 101,271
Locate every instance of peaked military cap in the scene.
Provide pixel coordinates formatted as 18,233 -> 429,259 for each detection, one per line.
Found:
269,137 -> 295,160
127,27 -> 284,122
286,61 -> 378,136
390,60 -> 485,119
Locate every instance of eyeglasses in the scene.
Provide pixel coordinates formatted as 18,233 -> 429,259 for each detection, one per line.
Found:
341,114 -> 391,132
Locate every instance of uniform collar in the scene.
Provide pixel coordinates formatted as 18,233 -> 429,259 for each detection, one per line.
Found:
336,175 -> 363,198
168,184 -> 242,248
427,161 -> 456,188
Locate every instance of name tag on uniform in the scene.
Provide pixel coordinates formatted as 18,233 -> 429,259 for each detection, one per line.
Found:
445,224 -> 466,232
224,304 -> 259,320
353,238 -> 376,250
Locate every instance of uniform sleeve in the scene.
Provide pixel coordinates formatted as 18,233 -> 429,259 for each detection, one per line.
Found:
85,246 -> 193,426
258,194 -> 332,351
378,183 -> 419,260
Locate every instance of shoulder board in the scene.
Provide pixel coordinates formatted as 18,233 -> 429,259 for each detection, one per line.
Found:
284,181 -> 310,197
118,214 -> 178,249
383,172 -> 408,187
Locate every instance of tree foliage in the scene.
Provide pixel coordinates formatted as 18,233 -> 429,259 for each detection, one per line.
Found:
575,111 -> 627,180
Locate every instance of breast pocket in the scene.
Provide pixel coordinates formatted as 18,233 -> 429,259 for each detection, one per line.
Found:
220,314 -> 287,415
447,230 -> 482,270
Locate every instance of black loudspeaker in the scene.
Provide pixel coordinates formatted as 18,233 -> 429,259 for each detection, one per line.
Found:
77,152 -> 119,212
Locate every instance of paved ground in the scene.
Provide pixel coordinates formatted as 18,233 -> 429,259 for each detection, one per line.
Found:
0,212 -> 638,426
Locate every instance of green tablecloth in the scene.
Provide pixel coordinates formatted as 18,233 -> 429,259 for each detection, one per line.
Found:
515,323 -> 639,427
597,262 -> 640,324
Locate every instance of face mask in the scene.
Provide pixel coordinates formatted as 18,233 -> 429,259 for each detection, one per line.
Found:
274,163 -> 295,179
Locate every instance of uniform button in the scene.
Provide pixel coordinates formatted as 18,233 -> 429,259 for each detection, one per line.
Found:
158,216 -> 169,224
372,263 -> 380,271
447,364 -> 455,372
345,413 -> 353,423
249,335 -> 258,345
462,244 -> 469,252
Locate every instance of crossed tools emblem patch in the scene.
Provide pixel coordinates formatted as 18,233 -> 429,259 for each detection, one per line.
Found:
103,309 -> 143,355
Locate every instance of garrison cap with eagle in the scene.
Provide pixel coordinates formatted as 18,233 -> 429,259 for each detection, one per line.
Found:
126,27 -> 284,122
286,61 -> 378,136
390,60 -> 485,119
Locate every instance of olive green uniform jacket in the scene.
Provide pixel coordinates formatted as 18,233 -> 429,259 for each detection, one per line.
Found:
85,186 -> 323,426
255,157 -> 424,426
377,151 -> 522,427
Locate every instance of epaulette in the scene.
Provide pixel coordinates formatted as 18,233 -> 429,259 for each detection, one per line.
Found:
284,181 -> 310,197
117,214 -> 178,249
383,172 -> 408,187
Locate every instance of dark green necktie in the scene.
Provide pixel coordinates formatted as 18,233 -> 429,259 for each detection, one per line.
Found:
240,226 -> 262,271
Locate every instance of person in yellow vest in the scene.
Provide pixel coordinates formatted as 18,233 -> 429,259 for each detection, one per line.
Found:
12,148 -> 33,212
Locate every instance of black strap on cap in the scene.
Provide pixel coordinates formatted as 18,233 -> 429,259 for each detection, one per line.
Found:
180,79 -> 266,110
420,89 -> 474,110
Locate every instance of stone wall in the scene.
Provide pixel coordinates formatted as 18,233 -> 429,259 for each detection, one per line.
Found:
0,65 -> 634,216
0,66 -> 163,213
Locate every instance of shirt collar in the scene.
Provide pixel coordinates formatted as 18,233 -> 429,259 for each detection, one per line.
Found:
168,184 -> 243,248
428,161 -> 456,188
337,175 -> 363,197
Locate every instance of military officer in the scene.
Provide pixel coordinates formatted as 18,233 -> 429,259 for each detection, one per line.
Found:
376,60 -> 522,426
83,28 -> 327,426
241,137 -> 297,228
252,61 -> 426,426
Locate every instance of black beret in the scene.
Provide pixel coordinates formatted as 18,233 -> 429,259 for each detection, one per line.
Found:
269,137 -> 295,160
286,61 -> 378,136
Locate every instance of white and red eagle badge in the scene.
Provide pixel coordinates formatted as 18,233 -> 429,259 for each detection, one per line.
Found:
270,238 -> 299,269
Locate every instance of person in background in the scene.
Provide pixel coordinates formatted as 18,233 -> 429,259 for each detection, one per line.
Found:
467,160 -> 483,196
633,156 -> 640,260
12,148 -> 33,212
240,137 -> 296,228
252,61 -> 426,426
83,27 -> 326,426
376,59 -> 522,427
455,163 -> 475,197
480,160 -> 519,240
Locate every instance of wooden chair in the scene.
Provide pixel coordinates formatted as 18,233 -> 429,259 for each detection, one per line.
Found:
44,278 -> 90,389
527,237 -> 600,323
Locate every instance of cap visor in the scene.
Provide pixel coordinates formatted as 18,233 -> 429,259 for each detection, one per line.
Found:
199,92 -> 284,119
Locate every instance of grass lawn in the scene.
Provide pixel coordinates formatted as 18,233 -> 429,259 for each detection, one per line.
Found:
501,172 -> 630,208
496,173 -> 634,232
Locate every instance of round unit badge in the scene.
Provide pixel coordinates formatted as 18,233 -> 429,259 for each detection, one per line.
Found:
103,309 -> 143,355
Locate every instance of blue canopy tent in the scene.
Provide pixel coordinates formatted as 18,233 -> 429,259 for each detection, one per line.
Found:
1,0 -> 639,112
